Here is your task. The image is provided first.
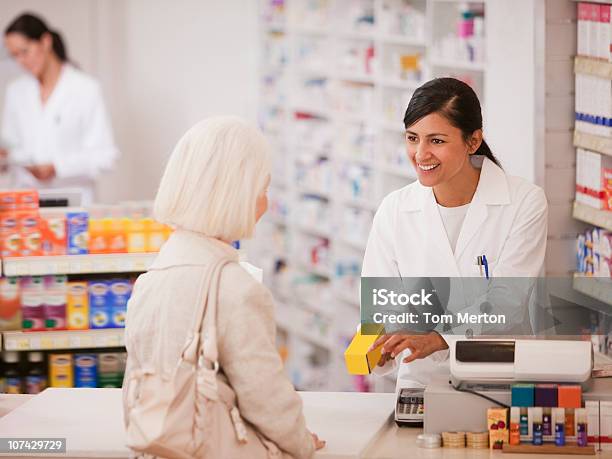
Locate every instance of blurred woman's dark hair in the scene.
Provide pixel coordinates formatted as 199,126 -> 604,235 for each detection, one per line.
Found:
404,77 -> 501,168
5,13 -> 68,62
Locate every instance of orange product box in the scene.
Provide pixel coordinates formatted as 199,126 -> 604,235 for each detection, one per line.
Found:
40,211 -> 66,256
88,218 -> 107,254
127,218 -> 147,253
18,211 -> 43,257
0,277 -> 21,331
0,212 -> 20,257
558,385 -> 582,408
0,191 -> 17,212
604,168 -> 612,210
105,218 -> 127,254
146,218 -> 166,252
488,407 -> 509,450
16,189 -> 39,210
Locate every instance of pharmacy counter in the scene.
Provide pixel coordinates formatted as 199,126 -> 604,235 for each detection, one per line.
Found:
1,389 -> 612,458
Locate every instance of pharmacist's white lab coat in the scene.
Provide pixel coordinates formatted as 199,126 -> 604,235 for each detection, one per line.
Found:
362,156 -> 548,388
1,64 -> 118,204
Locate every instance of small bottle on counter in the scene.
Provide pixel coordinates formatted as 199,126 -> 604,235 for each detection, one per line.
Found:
565,408 -> 575,436
553,408 -> 565,446
509,407 -> 521,445
532,407 -> 543,445
576,408 -> 588,447
543,408 -> 552,436
519,408 -> 529,436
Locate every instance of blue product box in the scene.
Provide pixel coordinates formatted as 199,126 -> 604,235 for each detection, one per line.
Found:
66,212 -> 89,255
511,383 -> 535,407
108,279 -> 132,328
74,354 -> 98,388
88,281 -> 111,329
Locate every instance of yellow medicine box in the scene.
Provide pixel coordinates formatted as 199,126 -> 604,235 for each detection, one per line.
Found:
49,353 -> 74,387
344,324 -> 385,375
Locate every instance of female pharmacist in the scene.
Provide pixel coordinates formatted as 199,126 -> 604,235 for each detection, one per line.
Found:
122,117 -> 324,458
363,77 -> 548,388
1,13 -> 118,204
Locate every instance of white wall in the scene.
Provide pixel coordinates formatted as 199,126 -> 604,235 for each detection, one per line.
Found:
0,0 -> 258,203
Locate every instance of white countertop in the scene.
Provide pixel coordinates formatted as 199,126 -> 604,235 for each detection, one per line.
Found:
2,390 -> 612,458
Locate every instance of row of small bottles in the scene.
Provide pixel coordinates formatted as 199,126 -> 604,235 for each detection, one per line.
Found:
509,406 -> 588,446
1,351 -> 46,394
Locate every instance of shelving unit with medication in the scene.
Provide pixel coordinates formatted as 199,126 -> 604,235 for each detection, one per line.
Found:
571,2 -> 612,363
256,0 -> 488,392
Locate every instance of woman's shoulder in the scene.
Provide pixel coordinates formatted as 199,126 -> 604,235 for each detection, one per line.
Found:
219,262 -> 271,305
63,65 -> 102,96
375,180 -> 421,217
505,172 -> 547,209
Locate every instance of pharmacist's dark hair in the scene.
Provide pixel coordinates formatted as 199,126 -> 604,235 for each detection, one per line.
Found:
404,77 -> 501,168
5,13 -> 68,62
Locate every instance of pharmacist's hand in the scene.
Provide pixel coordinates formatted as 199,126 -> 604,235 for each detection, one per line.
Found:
369,332 -> 448,364
311,432 -> 326,450
26,164 -> 56,181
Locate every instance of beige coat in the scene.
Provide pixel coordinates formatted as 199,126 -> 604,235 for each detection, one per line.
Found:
123,230 -> 315,459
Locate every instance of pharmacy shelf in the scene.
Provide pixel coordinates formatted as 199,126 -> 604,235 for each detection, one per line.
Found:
377,162 -> 417,179
258,0 -> 488,391
377,77 -> 422,91
264,22 -> 286,33
572,273 -> 612,308
295,187 -> 333,200
334,236 -> 367,251
377,34 -> 426,47
379,120 -> 406,133
2,253 -> 157,277
335,289 -> 360,307
291,105 -> 332,119
333,72 -> 375,85
571,0 -> 612,6
335,30 -> 374,41
275,311 -> 334,351
296,261 -> 333,279
295,222 -> 332,239
340,197 -> 378,211
572,201 -> 612,231
429,57 -> 486,72
2,329 -> 125,352
266,214 -> 288,227
574,56 -> 612,79
574,130 -> 612,157
294,26 -> 330,36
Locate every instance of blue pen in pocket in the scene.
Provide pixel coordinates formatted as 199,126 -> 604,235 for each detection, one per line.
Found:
482,255 -> 489,279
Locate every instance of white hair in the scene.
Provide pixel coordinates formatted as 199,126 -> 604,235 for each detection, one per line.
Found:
153,116 -> 271,241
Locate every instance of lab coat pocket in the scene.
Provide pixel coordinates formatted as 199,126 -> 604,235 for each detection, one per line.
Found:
471,259 -> 496,278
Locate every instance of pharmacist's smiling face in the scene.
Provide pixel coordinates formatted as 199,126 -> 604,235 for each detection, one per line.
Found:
405,112 -> 473,188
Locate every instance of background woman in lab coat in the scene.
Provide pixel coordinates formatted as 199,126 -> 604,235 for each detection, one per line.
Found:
363,77 -> 548,387
1,13 -> 118,204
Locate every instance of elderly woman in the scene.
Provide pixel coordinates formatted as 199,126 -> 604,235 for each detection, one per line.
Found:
122,117 -> 324,458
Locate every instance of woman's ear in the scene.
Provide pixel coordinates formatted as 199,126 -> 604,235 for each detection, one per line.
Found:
41,32 -> 53,53
468,129 -> 483,154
